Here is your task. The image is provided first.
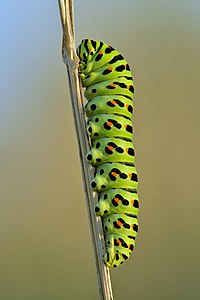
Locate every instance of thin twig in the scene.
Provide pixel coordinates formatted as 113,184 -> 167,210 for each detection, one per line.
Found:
58,1 -> 114,299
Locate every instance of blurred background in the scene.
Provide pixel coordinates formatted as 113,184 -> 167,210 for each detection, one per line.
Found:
1,1 -> 200,299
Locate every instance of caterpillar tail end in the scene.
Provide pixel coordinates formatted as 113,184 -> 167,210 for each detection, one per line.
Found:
103,249 -> 125,269
103,249 -> 116,269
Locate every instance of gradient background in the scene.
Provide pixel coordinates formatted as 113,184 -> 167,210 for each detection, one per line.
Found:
1,1 -> 200,299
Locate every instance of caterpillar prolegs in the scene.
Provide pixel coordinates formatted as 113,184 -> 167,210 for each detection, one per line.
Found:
77,39 -> 139,268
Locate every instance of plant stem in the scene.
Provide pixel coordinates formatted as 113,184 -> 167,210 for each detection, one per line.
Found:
58,1 -> 114,299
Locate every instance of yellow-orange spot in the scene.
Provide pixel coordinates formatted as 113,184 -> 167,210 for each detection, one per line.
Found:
107,121 -> 113,127
130,199 -> 134,205
117,221 -> 123,227
116,239 -> 121,245
108,67 -> 113,71
114,197 -> 120,203
89,47 -> 93,52
124,124 -> 127,128
109,83 -> 116,87
108,146 -> 114,151
98,51 -> 103,54
111,172 -> 117,177
126,104 -> 129,108
128,173 -> 132,178
125,148 -> 128,153
111,100 -> 116,105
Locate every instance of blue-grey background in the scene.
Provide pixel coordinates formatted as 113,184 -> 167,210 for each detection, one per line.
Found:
1,1 -> 200,299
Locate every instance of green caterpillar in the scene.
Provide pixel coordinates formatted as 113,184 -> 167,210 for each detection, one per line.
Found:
77,39 -> 139,268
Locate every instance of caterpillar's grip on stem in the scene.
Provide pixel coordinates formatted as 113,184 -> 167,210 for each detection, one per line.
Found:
77,39 -> 139,268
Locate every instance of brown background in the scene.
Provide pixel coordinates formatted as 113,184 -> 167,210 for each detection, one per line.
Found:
1,1 -> 200,299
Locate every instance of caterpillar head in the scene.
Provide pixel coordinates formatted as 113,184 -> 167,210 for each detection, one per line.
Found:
77,39 -> 101,74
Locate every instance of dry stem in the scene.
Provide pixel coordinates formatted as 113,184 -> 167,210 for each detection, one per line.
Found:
58,1 -> 114,299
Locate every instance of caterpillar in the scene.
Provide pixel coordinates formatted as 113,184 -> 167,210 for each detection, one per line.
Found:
77,39 -> 139,268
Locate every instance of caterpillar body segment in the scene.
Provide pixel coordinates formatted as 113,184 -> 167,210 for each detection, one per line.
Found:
85,95 -> 134,119
86,137 -> 135,166
87,114 -> 133,141
95,189 -> 139,218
